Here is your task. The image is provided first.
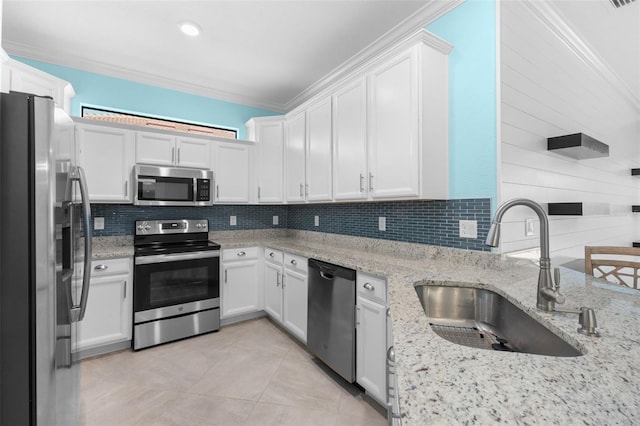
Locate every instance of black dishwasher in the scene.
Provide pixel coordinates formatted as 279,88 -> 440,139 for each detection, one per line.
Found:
307,259 -> 357,382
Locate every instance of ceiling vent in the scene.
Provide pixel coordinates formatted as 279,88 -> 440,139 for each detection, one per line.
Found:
610,0 -> 636,8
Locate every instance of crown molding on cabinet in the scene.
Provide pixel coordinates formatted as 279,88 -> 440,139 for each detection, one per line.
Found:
283,0 -> 462,111
521,0 -> 640,111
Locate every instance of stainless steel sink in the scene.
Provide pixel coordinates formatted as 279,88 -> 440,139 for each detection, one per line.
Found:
415,284 -> 583,357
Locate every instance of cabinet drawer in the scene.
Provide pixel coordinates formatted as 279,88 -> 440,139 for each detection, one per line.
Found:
357,273 -> 386,303
76,257 -> 131,279
222,247 -> 259,261
284,253 -> 307,274
264,247 -> 283,264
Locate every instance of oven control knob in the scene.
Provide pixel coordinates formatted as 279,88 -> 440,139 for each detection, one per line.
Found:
144,225 -> 151,230
137,224 -> 144,231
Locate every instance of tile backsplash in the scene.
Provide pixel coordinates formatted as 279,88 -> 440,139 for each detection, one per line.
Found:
90,198 -> 491,251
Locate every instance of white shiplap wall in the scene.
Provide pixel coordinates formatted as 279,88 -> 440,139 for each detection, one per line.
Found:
499,1 -> 640,264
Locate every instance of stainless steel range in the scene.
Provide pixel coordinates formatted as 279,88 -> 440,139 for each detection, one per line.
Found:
133,219 -> 220,350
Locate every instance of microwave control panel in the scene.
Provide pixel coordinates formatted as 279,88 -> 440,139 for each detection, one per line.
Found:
196,179 -> 211,201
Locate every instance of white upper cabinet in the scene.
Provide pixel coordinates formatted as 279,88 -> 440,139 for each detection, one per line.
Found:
367,40 -> 449,200
212,141 -> 252,203
135,131 -> 211,169
332,78 -> 368,201
76,122 -> 135,203
305,98 -> 333,202
247,116 -> 285,203
1,56 -> 75,113
284,111 -> 307,202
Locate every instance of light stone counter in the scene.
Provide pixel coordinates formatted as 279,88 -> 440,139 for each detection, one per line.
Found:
93,231 -> 640,424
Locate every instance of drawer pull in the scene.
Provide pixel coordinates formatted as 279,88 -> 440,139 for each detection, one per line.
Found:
237,251 -> 246,257
94,264 -> 108,271
363,282 -> 375,291
269,252 -> 275,258
290,259 -> 297,266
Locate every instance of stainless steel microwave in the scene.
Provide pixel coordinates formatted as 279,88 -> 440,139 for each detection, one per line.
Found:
134,165 -> 213,206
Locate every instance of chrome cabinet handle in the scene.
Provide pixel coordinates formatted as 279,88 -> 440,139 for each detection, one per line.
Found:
299,183 -> 303,197
177,148 -> 180,164
224,269 -> 228,283
290,259 -> 297,266
237,251 -> 246,257
359,174 -> 365,192
123,280 -> 127,299
124,180 -> 128,197
276,272 -> 281,287
369,172 -> 374,191
282,275 -> 286,288
94,264 -> 108,271
216,185 -> 220,199
363,282 -> 375,291
258,186 -> 261,200
269,252 -> 275,258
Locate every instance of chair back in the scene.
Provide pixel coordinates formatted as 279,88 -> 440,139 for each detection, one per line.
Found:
585,246 -> 640,289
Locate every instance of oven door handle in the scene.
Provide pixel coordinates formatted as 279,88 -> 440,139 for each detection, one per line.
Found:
135,250 -> 220,265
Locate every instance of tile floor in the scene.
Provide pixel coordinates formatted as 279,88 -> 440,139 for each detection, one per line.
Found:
81,318 -> 387,426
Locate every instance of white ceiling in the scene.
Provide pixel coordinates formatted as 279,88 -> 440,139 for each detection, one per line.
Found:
2,1 -> 638,112
2,0 -> 450,112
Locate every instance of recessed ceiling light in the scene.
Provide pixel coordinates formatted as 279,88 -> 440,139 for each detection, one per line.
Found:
179,21 -> 201,37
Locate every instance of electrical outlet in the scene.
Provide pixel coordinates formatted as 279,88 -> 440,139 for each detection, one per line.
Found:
459,220 -> 477,239
379,217 -> 386,231
230,216 -> 237,226
273,215 -> 279,226
314,216 -> 319,227
525,218 -> 535,236
94,217 -> 104,230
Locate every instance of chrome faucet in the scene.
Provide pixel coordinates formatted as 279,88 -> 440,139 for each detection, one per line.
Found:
485,198 -> 565,312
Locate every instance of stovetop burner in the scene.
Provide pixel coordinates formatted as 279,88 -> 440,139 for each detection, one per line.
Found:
133,219 -> 220,256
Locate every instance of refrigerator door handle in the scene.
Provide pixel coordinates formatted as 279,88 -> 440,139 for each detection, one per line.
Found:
69,165 -> 92,322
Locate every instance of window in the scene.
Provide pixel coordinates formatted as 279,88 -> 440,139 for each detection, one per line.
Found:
81,106 -> 237,139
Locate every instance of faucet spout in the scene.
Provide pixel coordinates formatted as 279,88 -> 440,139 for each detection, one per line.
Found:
485,198 -> 562,312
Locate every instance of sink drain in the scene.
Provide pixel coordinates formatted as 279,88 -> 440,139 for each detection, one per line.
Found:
429,323 -> 515,352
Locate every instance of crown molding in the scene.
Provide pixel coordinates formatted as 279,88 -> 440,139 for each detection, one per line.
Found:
521,0 -> 640,111
284,0 -> 462,111
2,39 -> 287,113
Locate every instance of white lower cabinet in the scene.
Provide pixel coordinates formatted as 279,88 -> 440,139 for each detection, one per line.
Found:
262,249 -> 308,343
221,247 -> 261,319
73,257 -> 132,352
356,273 -> 387,404
282,253 -> 308,343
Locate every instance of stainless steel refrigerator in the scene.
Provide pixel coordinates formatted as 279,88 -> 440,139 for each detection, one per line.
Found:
0,91 -> 93,425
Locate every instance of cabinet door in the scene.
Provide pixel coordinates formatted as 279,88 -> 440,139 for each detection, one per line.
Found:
333,78 -> 368,201
76,124 -> 135,203
306,98 -> 332,201
256,120 -> 284,203
75,275 -> 130,351
284,112 -> 306,202
368,48 -> 420,199
263,261 -> 283,322
135,131 -> 175,166
221,260 -> 260,318
176,136 -> 211,169
283,268 -> 308,343
214,142 -> 251,203
356,295 -> 387,404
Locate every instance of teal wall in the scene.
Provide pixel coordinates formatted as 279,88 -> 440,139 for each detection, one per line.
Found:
12,56 -> 277,139
427,0 -> 497,204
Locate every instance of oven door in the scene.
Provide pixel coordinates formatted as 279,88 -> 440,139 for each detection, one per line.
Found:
134,251 -> 220,317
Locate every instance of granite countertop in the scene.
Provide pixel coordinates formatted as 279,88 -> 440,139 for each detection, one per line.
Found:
92,231 -> 640,424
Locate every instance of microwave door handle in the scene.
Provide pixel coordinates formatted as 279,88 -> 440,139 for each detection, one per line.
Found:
69,166 -> 93,322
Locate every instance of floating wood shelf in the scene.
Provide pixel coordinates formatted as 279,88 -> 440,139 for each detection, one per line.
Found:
547,133 -> 609,159
547,202 -> 610,216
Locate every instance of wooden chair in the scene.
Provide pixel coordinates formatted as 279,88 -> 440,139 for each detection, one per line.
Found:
585,246 -> 640,289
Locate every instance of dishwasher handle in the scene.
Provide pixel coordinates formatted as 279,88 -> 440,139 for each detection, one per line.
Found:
319,271 -> 334,280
